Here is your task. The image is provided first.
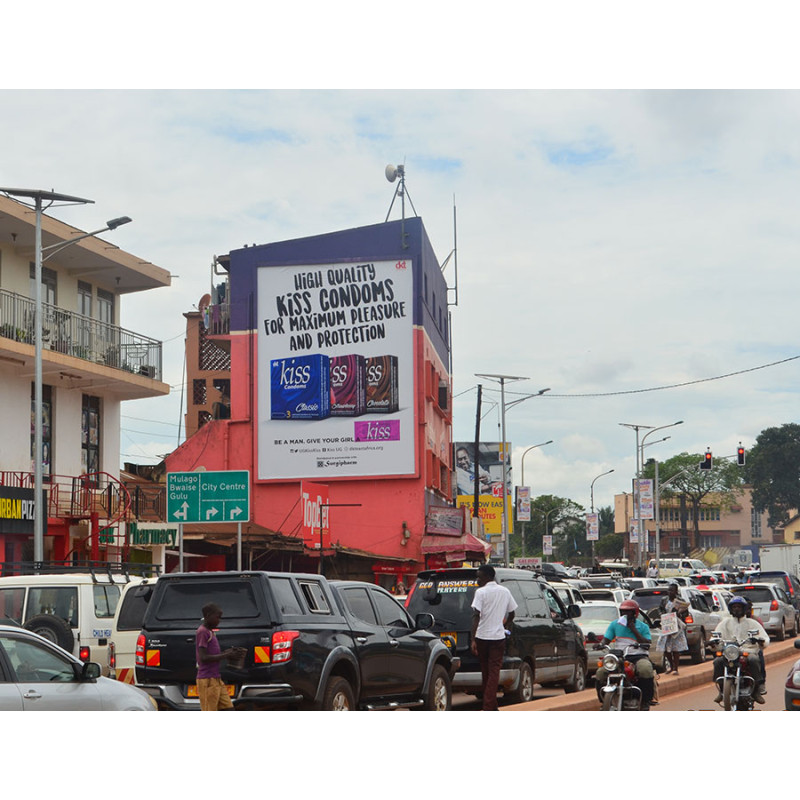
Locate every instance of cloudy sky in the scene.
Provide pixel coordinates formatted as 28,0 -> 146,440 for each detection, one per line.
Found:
3,16 -> 799,515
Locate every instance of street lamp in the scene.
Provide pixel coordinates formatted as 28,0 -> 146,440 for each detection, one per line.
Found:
519,440 -> 554,557
476,373 -> 550,567
589,469 -> 614,563
0,187 -> 131,568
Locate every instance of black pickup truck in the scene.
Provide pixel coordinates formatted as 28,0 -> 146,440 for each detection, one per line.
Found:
133,571 -> 458,710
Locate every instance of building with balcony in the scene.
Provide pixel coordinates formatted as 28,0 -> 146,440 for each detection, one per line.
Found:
165,217 -> 456,588
0,194 -> 171,569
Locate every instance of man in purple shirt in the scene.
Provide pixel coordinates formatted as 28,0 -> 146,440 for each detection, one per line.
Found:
196,603 -> 244,711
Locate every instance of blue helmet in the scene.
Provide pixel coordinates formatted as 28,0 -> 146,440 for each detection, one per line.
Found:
729,596 -> 748,610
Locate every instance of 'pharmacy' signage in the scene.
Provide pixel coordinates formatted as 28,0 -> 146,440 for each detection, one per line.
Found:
129,522 -> 178,547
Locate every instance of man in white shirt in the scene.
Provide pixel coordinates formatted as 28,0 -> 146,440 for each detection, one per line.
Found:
712,595 -> 769,704
470,564 -> 517,710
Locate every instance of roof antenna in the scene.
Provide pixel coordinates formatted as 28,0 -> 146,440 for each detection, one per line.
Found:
385,163 -> 418,250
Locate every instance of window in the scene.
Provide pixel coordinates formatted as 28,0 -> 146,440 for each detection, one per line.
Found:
155,580 -> 261,621
116,590 -> 150,631
270,578 -> 303,616
751,507 -> 763,539
2,636 -> 77,683
371,589 -> 409,628
97,289 -> 114,326
297,581 -> 331,614
516,581 -> 548,619
81,395 -> 101,477
193,379 -> 207,405
92,585 -> 121,618
30,263 -> 57,305
30,383 -> 53,480
340,587 -> 378,625
0,588 -> 25,624
26,587 -> 78,627
544,587 -> 566,618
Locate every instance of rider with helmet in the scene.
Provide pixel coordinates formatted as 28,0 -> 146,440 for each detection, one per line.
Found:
712,595 -> 770,705
595,598 -> 656,708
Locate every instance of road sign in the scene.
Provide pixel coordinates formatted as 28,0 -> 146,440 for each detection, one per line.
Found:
167,470 -> 250,523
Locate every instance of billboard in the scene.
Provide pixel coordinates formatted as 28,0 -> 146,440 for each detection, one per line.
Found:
301,482 -> 330,549
453,442 -> 511,536
256,260 -> 415,479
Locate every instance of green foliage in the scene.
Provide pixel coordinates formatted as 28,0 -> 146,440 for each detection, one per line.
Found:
511,494 -> 585,561
746,423 -> 800,528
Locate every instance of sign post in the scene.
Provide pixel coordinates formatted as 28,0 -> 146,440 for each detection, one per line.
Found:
167,471 -> 250,571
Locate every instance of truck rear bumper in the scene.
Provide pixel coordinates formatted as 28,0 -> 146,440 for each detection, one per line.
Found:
136,683 -> 303,710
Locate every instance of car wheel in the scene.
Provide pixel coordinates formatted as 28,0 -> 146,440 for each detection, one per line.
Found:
777,619 -> 786,641
23,614 -> 74,652
321,676 -> 355,710
793,616 -> 800,638
418,664 -> 451,711
506,662 -> 535,704
564,660 -> 587,694
690,631 -> 707,664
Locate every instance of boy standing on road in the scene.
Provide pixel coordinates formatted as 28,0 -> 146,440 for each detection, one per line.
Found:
196,603 -> 245,711
470,565 -> 517,710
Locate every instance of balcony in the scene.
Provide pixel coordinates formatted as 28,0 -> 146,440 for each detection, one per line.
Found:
0,288 -> 162,381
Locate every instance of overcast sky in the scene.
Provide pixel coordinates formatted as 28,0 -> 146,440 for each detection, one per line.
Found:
3,11 -> 799,515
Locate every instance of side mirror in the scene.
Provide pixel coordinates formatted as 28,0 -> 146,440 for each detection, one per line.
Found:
415,612 -> 435,631
567,603 -> 581,618
794,640 -> 800,650
80,661 -> 102,680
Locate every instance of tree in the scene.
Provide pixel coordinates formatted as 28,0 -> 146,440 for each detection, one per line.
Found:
511,494 -> 585,562
746,423 -> 800,528
641,452 -> 743,551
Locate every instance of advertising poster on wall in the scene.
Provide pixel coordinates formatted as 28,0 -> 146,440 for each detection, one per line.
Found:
256,260 -> 415,480
301,482 -> 330,549
453,442 -> 511,536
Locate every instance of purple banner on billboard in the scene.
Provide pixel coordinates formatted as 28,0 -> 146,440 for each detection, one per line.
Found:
353,419 -> 401,442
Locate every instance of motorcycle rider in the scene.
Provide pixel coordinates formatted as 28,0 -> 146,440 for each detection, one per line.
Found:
595,598 -> 656,708
712,595 -> 769,705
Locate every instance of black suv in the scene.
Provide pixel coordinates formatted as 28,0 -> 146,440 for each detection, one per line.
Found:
134,571 -> 458,710
405,567 -> 586,704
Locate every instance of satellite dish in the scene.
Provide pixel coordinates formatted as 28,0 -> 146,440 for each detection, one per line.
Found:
385,164 -> 398,183
198,293 -> 211,311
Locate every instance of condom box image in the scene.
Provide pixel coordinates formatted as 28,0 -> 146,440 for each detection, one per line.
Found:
365,355 -> 399,414
270,354 -> 330,419
329,354 -> 366,416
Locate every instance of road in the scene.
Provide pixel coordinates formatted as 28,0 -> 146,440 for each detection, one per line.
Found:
653,650 -> 796,711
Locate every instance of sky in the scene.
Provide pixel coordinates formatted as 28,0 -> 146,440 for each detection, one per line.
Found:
3,10 -> 800,518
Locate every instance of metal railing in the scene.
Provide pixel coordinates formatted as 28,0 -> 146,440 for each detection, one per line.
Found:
0,560 -> 161,578
0,288 -> 162,380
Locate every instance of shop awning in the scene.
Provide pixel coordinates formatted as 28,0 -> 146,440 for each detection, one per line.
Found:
420,532 -> 492,562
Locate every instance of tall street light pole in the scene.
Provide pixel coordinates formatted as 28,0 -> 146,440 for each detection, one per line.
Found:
639,420 -> 683,565
619,422 -> 653,567
0,187 -> 131,568
519,440 -> 554,557
476,374 -> 550,567
589,469 -> 614,563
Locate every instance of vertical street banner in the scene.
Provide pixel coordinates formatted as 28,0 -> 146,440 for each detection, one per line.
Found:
516,486 -> 531,522
543,534 -> 553,555
256,260 -> 415,479
585,512 -> 599,541
629,519 -> 639,544
301,482 -> 330,549
637,478 -> 654,520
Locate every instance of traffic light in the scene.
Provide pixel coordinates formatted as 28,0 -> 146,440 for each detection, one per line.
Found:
701,450 -> 713,470
737,445 -> 746,466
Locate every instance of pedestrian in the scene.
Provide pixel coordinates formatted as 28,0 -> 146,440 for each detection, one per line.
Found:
470,564 -> 517,710
196,602 -> 245,711
656,584 -> 689,675
646,560 -> 659,578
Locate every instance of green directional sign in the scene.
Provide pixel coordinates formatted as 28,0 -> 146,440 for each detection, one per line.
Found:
167,470 -> 250,523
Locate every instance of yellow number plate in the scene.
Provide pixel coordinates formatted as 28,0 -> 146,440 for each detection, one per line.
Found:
187,684 -> 235,698
440,632 -> 457,645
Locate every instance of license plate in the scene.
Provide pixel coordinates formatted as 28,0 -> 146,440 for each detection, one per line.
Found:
440,632 -> 457,645
187,684 -> 235,698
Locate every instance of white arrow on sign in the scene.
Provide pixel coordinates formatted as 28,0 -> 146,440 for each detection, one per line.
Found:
206,507 -> 219,520
174,502 -> 189,521
230,506 -> 243,518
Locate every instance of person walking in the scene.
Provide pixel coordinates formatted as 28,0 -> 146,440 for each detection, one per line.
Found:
196,602 -> 245,711
656,583 -> 689,674
470,564 -> 517,710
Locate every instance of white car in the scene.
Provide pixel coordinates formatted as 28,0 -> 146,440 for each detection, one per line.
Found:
0,624 -> 156,710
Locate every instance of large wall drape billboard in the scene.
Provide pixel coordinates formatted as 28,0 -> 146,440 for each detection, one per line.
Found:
453,441 -> 511,536
256,260 -> 415,480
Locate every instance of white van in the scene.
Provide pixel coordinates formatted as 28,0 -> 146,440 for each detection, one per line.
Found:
0,572 -> 148,675
108,576 -> 158,683
658,558 -> 707,578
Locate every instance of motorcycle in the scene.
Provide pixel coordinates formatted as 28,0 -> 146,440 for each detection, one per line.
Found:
596,643 -> 651,711
710,630 -> 762,711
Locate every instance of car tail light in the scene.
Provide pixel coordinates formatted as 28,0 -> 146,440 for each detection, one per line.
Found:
135,633 -> 146,666
770,599 -> 780,611
684,614 -> 694,624
79,646 -> 91,662
108,641 -> 116,671
271,630 -> 300,663
787,669 -> 800,689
